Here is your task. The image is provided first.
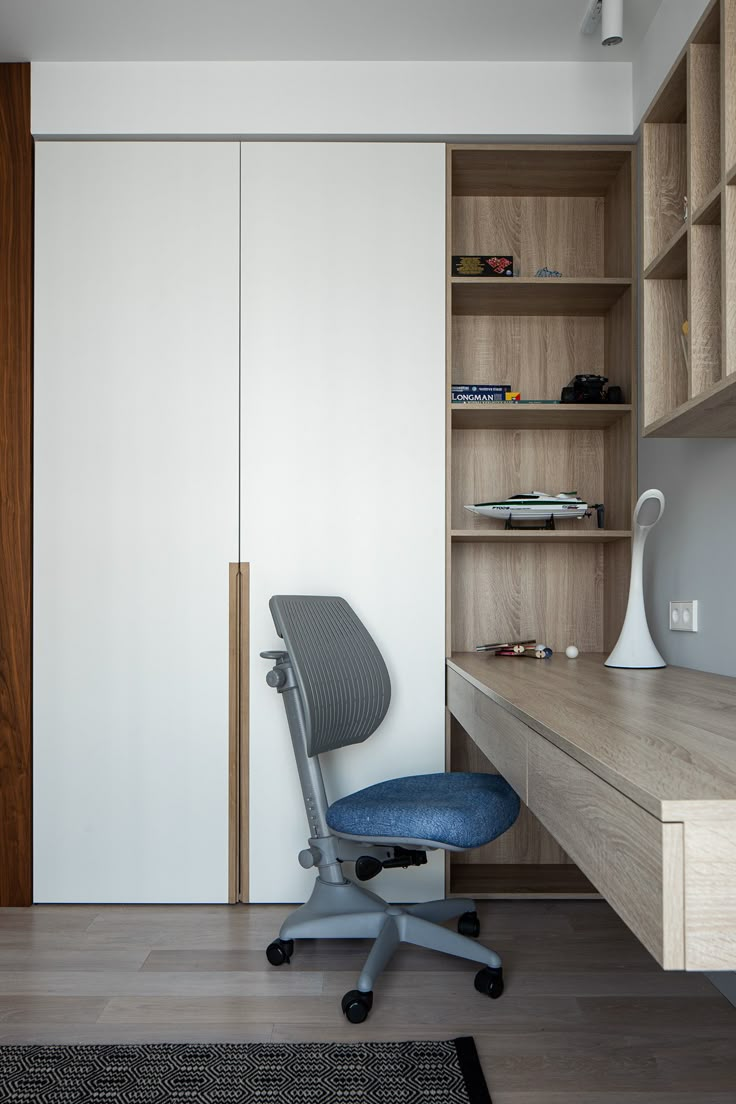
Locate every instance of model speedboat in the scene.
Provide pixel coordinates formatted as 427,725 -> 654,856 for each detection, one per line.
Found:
465,492 -> 604,529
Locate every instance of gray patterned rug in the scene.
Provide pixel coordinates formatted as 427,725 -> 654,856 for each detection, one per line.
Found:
0,1039 -> 491,1103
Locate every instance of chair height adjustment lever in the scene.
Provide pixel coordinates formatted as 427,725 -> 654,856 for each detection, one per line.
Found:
355,847 -> 427,881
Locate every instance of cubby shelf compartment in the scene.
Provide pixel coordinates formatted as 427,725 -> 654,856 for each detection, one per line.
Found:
692,183 -> 722,225
643,223 -> 688,280
450,404 -> 633,430
451,277 -> 632,317
451,530 -> 632,544
643,373 -> 736,438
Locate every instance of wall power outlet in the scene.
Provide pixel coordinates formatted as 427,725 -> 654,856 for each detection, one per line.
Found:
669,600 -> 698,632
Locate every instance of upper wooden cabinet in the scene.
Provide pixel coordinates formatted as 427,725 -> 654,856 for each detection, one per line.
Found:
642,0 -> 736,436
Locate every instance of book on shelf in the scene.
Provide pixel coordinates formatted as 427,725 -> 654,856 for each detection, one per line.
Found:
451,385 -> 520,403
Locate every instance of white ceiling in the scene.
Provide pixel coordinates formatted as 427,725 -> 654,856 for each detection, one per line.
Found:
0,1 -> 663,63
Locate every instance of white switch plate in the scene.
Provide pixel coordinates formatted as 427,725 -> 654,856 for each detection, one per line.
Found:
669,600 -> 698,632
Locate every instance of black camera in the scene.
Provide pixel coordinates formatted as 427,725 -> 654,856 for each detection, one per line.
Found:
560,374 -> 623,404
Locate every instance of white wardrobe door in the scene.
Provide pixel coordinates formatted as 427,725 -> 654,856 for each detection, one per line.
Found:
241,142 -> 446,903
34,142 -> 240,902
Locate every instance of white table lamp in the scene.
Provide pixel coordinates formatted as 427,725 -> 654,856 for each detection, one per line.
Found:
605,489 -> 666,669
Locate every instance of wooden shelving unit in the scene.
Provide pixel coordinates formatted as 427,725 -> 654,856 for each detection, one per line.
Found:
642,0 -> 736,435
446,144 -> 636,899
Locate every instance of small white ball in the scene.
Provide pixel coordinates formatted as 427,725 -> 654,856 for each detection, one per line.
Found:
565,645 -> 579,659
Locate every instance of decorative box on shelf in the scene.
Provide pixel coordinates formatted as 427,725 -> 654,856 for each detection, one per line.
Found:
451,255 -> 513,277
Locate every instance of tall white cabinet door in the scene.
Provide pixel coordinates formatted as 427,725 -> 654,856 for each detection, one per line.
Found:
241,143 -> 446,904
34,143 -> 240,902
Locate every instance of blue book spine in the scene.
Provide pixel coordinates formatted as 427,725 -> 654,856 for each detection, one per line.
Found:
452,385 -> 510,394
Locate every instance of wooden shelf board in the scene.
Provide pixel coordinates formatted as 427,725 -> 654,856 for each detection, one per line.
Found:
451,403 -> 633,430
451,529 -> 632,544
451,277 -> 632,317
692,182 -> 722,226
449,863 -> 599,899
642,372 -> 736,438
643,222 -> 688,279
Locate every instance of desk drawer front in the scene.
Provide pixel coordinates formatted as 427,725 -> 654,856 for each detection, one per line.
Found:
447,669 -> 527,800
527,735 -> 684,968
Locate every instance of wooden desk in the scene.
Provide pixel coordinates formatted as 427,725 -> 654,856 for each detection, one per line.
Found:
447,652 -> 736,971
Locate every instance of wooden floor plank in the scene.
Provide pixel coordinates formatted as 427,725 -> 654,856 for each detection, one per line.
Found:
0,900 -> 733,1099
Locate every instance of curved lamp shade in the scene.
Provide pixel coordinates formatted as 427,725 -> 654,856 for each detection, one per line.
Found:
605,489 -> 666,669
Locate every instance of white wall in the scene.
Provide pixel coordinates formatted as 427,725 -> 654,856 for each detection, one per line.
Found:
34,142 -> 240,902
640,439 -> 736,680
241,142 -> 447,903
30,60 -> 633,137
633,0 -> 712,126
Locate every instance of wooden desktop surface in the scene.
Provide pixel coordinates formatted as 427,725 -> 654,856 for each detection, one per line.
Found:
447,652 -> 736,970
448,652 -> 736,821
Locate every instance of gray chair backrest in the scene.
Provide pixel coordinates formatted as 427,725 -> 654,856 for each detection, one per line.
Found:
269,595 -> 391,757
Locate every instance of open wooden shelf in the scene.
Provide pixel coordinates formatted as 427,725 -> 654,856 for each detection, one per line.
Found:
452,277 -> 631,317
693,181 -> 722,225
728,163 -> 736,186
451,529 -> 631,544
643,222 -> 688,280
450,403 -> 632,430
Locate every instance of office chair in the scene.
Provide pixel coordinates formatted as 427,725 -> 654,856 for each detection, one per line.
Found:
261,595 -> 520,1022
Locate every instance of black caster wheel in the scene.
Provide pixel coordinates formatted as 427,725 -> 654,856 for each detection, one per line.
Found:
341,989 -> 373,1024
474,965 -> 504,999
458,910 -> 480,938
266,938 -> 294,966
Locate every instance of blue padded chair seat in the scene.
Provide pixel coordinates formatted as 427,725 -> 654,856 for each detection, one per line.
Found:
325,772 -> 520,849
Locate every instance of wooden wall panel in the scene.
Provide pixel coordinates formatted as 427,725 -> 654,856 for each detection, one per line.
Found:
0,64 -> 32,907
